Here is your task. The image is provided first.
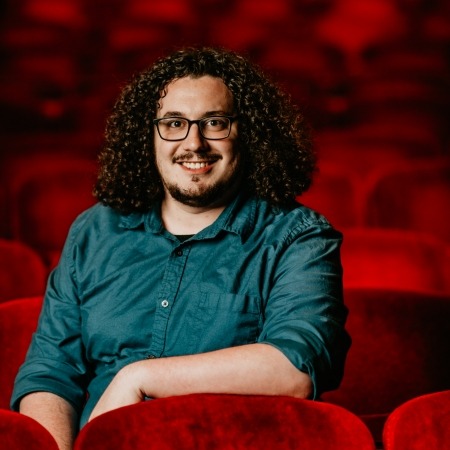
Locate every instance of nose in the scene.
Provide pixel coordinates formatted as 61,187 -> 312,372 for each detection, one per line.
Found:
183,123 -> 208,151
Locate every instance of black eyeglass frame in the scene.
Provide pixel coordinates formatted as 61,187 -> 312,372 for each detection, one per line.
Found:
153,115 -> 238,141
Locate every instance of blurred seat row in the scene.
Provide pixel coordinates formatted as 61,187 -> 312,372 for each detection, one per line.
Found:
1,0 -> 449,152
1,1 -> 448,448
1,390 -> 449,449
0,292 -> 449,448
2,226 -> 449,304
1,153 -> 449,302
300,154 -> 450,241
0,154 -> 97,271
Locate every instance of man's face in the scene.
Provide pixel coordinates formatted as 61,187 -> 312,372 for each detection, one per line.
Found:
154,75 -> 241,208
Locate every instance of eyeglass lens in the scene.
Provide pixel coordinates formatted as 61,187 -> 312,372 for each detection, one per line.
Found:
156,116 -> 232,141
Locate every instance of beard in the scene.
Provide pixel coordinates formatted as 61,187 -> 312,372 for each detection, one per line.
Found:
162,162 -> 243,208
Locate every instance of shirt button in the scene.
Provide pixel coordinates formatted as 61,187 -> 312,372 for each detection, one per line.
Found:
161,300 -> 169,308
176,249 -> 183,256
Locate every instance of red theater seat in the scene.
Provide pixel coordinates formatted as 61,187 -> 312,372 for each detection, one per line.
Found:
299,163 -> 364,228
341,227 -> 450,293
106,1 -> 198,78
0,239 -> 47,303
0,409 -> 58,450
0,297 -> 43,409
350,76 -> 447,155
322,288 -> 450,445
314,131 -> 415,178
366,158 -> 450,243
0,185 -> 8,237
382,390 -> 450,450
343,113 -> 444,156
5,155 -> 96,266
350,39 -> 449,154
75,394 -> 376,450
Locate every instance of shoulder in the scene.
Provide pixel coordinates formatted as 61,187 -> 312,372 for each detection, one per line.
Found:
236,198 -> 342,254
65,203 -> 137,246
69,202 -> 122,230
255,198 -> 337,234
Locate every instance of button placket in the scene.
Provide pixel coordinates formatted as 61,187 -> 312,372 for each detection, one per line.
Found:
147,243 -> 191,356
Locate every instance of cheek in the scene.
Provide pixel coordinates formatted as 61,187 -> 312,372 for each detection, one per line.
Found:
155,143 -> 176,166
227,144 -> 242,167
154,150 -> 171,178
222,152 -> 242,179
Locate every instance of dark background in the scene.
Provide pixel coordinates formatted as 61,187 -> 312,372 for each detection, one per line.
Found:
0,0 -> 449,283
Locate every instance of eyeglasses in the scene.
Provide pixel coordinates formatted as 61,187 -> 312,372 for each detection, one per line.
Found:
153,116 -> 237,141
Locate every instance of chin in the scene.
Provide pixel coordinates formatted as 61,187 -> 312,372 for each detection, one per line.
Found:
167,181 -> 235,208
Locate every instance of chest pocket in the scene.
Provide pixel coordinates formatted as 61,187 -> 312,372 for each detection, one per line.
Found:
189,292 -> 263,352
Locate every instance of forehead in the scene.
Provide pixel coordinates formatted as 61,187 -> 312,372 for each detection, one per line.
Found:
158,76 -> 234,115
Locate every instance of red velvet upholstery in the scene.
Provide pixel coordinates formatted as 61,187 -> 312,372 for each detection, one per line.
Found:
314,129 -> 417,174
383,390 -> 450,450
366,158 -> 450,243
299,163 -> 363,228
0,297 -> 43,409
75,394 -> 376,450
4,155 -> 96,266
340,227 -> 450,293
322,288 -> 450,444
0,186 -> 7,238
0,239 -> 47,303
0,409 -> 58,449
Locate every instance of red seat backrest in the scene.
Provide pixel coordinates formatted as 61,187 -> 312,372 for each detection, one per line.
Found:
299,163 -> 362,228
323,288 -> 450,442
0,239 -> 47,303
0,296 -> 43,409
341,227 -> 450,293
366,158 -> 450,243
383,390 -> 450,450
75,394 -> 376,450
4,155 -> 97,266
0,409 -> 58,450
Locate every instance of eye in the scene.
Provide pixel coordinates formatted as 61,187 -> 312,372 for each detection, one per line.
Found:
203,117 -> 228,129
166,119 -> 186,128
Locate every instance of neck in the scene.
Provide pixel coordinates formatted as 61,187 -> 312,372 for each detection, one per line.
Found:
160,197 -> 227,235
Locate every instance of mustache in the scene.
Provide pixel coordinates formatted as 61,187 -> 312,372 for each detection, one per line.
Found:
172,152 -> 223,163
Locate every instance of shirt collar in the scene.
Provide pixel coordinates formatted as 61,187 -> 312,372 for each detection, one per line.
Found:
118,193 -> 257,242
118,212 -> 146,230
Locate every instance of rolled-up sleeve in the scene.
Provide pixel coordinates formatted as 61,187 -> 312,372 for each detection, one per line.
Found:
11,219 -> 91,413
257,222 -> 351,398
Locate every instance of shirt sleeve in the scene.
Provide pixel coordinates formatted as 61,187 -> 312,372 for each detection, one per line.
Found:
10,216 -> 91,413
257,220 -> 351,399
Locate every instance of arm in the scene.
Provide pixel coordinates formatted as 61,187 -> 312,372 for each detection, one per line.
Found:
11,213 -> 94,447
89,343 -> 312,421
20,392 -> 78,450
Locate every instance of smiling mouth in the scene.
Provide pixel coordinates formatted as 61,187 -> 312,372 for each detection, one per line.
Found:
175,154 -> 221,171
181,161 -> 211,169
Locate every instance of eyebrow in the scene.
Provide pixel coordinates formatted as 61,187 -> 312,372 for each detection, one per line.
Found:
160,110 -> 232,118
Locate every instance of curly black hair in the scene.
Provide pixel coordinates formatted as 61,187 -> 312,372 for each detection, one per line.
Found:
94,46 -> 316,213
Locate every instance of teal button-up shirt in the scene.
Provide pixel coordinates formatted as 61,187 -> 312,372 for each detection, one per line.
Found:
12,194 -> 350,427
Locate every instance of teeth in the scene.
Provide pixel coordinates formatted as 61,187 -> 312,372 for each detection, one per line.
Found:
183,162 -> 209,169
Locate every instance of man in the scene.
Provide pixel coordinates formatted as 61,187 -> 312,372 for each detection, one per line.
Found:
12,47 -> 350,450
